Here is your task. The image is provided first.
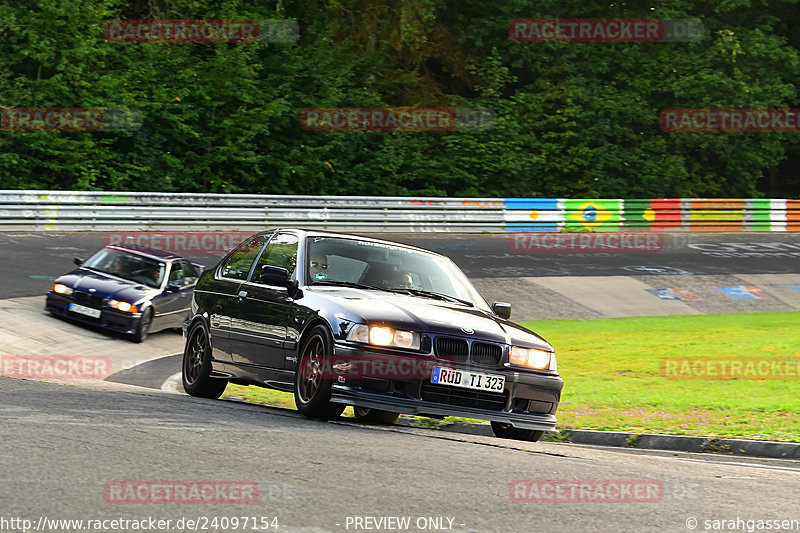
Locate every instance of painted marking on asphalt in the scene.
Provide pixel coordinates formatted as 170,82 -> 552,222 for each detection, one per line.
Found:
717,286 -> 765,299
161,371 -> 182,393
643,288 -> 703,301
654,456 -> 800,472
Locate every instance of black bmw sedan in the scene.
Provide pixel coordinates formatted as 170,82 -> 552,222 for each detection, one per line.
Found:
46,245 -> 203,342
182,229 -> 563,441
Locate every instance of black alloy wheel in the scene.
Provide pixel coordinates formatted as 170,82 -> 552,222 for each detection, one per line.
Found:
182,321 -> 228,399
294,325 -> 345,419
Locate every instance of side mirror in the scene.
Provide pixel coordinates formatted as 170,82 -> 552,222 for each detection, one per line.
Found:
166,283 -> 181,292
260,265 -> 291,287
73,257 -> 84,266
492,301 -> 512,319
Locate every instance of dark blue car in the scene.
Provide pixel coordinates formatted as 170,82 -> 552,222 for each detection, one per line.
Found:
45,245 -> 204,342
182,229 -> 563,441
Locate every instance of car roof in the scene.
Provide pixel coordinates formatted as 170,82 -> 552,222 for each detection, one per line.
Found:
259,228 -> 441,257
106,245 -> 180,262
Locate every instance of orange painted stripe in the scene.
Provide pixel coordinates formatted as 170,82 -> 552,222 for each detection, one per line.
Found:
690,199 -> 745,210
787,199 -> 800,222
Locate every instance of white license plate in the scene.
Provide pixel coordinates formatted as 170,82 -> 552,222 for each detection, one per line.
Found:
431,366 -> 505,392
68,303 -> 102,319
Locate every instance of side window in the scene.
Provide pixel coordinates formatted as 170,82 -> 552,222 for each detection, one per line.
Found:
169,261 -> 198,287
182,262 -> 199,285
169,265 -> 184,285
220,235 -> 268,280
252,233 -> 299,283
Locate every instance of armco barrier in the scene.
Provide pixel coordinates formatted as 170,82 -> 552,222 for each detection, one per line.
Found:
0,191 -> 798,232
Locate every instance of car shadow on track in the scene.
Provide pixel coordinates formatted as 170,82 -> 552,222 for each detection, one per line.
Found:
104,353 -> 182,389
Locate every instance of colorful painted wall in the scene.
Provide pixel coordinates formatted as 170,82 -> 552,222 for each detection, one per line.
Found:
503,199 -> 800,232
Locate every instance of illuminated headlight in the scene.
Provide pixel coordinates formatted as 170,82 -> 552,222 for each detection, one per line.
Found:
510,346 -> 557,372
346,324 -> 420,350
51,283 -> 73,295
109,299 -> 138,313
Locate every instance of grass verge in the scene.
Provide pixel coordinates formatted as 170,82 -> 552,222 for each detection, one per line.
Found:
522,311 -> 800,441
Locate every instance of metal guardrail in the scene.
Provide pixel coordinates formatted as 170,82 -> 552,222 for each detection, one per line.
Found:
0,190 -> 798,232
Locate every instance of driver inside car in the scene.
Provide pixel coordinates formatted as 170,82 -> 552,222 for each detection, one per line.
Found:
111,256 -> 127,276
309,254 -> 329,280
151,264 -> 165,287
391,270 -> 414,289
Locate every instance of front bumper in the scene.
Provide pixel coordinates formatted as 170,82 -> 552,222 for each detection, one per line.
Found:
45,293 -> 141,335
330,386 -> 558,431
330,343 -> 563,431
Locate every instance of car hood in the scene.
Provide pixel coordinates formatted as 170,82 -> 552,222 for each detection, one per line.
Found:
56,269 -> 158,303
307,287 -> 553,350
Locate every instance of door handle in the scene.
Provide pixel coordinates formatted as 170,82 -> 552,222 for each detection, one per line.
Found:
237,290 -> 248,302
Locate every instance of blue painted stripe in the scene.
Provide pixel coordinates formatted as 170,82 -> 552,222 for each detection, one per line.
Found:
503,198 -> 559,210
504,223 -> 559,232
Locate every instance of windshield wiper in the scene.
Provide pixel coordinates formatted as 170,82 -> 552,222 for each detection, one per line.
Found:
83,266 -> 133,281
387,288 -> 474,307
311,280 -> 388,291
312,281 -> 474,307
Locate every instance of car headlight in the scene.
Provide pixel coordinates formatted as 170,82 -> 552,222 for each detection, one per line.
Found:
346,324 -> 421,350
51,283 -> 73,295
510,346 -> 557,372
109,299 -> 138,313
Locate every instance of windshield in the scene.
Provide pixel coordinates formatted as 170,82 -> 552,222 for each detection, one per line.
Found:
306,236 -> 490,310
83,248 -> 166,288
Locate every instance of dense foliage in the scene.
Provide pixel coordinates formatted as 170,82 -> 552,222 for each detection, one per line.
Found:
1,0 -> 799,197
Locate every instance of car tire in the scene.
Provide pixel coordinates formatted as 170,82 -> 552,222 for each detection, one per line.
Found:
182,321 -> 228,399
294,325 -> 345,420
353,407 -> 400,425
132,308 -> 153,343
491,421 -> 545,442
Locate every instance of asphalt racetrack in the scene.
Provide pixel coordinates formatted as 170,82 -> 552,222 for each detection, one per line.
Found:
3,231 -> 800,298
2,377 -> 800,533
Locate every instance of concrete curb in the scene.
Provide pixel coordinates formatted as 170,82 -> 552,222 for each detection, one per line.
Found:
395,419 -> 800,459
568,430 -> 800,459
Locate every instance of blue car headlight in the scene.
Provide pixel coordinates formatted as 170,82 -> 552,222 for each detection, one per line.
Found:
51,283 -> 73,295
108,299 -> 139,313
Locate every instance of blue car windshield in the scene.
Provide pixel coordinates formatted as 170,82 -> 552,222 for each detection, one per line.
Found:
83,249 -> 166,288
306,237 -> 490,311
